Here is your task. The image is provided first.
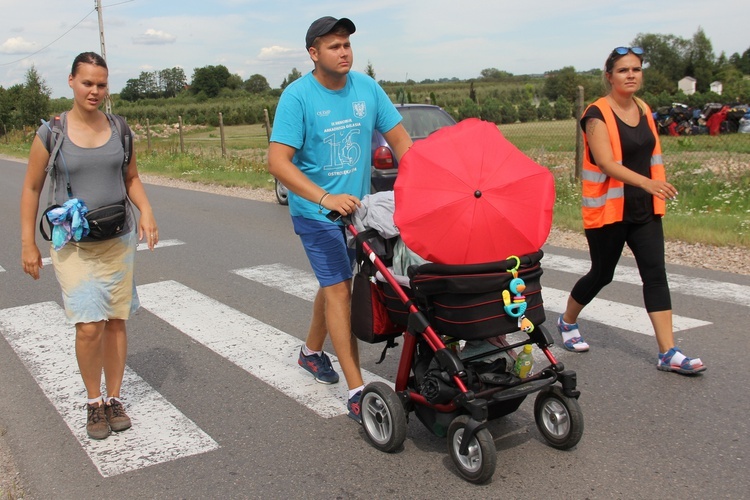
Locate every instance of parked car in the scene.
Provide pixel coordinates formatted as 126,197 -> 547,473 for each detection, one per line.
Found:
274,103 -> 456,204
370,103 -> 456,192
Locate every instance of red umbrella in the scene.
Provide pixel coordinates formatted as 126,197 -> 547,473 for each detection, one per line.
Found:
393,118 -> 555,265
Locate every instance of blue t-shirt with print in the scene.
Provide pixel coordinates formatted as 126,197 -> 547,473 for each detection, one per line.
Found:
270,71 -> 402,222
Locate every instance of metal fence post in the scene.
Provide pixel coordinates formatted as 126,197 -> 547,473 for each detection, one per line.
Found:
146,118 -> 151,154
178,115 -> 184,154
263,109 -> 271,144
219,112 -> 226,158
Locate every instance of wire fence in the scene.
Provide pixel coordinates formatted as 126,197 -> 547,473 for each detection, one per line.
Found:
495,102 -> 750,182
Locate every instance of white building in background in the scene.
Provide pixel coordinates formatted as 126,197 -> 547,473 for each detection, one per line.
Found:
710,81 -> 723,95
678,76 -> 697,95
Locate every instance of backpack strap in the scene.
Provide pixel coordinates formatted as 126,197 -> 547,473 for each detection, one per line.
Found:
106,113 -> 132,174
41,112 -> 68,207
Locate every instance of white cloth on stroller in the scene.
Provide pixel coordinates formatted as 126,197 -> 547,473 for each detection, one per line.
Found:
349,190 -> 429,286
349,190 -> 399,249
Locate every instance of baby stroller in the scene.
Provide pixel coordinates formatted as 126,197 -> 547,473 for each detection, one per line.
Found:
346,216 -> 583,484
346,119 -> 583,483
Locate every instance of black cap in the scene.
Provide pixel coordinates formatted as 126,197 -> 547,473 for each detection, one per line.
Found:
305,16 -> 356,49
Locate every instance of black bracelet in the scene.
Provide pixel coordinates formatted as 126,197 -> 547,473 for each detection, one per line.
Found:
318,192 -> 330,213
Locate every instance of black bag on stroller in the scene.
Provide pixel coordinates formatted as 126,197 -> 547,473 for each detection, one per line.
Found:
408,251 -> 545,340
350,229 -> 403,344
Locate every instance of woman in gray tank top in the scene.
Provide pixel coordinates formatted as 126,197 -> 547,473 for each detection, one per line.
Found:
19,52 -> 159,440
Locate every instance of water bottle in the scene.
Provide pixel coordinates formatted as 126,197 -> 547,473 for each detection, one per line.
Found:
513,344 -> 534,378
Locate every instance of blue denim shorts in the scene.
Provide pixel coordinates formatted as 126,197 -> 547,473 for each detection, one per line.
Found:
292,216 -> 356,287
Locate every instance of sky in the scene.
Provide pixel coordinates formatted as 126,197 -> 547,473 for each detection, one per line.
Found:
1,0 -> 748,99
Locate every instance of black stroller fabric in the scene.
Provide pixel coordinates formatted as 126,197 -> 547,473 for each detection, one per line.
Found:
351,229 -> 403,344
408,251 -> 545,340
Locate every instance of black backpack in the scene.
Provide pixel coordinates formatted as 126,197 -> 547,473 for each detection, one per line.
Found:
42,111 -> 133,204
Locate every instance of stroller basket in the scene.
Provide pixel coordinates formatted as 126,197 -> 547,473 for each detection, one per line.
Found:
405,251 -> 545,340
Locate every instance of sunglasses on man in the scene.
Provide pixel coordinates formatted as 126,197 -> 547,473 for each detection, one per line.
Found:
613,46 -> 644,56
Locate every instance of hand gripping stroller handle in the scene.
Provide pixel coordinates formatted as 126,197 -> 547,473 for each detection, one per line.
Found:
325,211 -> 350,224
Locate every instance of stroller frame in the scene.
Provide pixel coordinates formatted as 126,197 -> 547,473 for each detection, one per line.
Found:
345,216 -> 583,484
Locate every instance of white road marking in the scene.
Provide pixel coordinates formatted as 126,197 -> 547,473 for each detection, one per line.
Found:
40,238 -> 185,266
543,253 -> 750,308
0,302 -> 219,478
233,263 -> 319,302
137,280 -> 390,420
0,265 -> 4,273
135,238 -> 185,252
541,288 -> 711,336
234,264 -> 711,337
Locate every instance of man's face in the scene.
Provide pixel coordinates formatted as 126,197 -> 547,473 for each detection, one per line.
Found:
310,33 -> 353,77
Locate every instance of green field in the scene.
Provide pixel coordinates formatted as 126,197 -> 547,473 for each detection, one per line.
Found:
2,119 -> 748,248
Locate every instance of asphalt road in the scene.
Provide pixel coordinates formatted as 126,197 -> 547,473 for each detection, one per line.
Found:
1,156 -> 749,498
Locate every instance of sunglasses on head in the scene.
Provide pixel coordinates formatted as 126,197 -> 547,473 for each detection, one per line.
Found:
613,46 -> 644,56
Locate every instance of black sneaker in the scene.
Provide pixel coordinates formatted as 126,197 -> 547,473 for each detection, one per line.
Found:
298,347 -> 340,384
347,390 -> 362,424
86,403 -> 110,440
105,398 -> 132,432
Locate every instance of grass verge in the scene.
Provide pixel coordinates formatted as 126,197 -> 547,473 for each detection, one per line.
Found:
3,122 -> 748,249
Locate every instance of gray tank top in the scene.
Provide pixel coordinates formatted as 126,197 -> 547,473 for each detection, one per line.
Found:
37,115 -> 133,231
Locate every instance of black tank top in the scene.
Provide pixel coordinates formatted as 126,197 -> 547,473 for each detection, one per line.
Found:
581,105 -> 657,224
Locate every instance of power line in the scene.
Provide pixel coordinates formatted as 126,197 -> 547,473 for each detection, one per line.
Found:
0,9 -> 96,67
0,0 -> 136,68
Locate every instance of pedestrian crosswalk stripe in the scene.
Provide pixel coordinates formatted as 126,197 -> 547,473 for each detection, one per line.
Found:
233,263 -> 711,336
40,238 -> 185,266
0,302 -> 219,478
137,280 -> 390,420
135,238 -> 185,252
543,253 -> 750,308
0,257 -> 721,477
541,288 -> 710,335
233,263 -> 318,302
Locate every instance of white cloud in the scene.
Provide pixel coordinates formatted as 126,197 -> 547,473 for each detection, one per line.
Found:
132,29 -> 177,45
0,37 -> 36,55
257,45 -> 297,61
2,0 -> 748,98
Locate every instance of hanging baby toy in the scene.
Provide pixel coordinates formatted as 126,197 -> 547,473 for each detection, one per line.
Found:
501,256 -> 535,333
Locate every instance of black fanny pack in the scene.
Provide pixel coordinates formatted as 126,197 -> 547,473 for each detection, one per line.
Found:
84,200 -> 128,240
40,199 -> 128,242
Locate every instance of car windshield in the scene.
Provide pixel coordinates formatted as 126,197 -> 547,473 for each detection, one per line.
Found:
398,107 -> 455,140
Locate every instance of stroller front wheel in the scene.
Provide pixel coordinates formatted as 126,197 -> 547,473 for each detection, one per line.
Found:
534,386 -> 584,450
447,415 -> 497,484
361,382 -> 407,453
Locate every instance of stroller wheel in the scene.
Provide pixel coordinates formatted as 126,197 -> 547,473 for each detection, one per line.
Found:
361,382 -> 407,453
534,386 -> 584,450
447,415 -> 497,484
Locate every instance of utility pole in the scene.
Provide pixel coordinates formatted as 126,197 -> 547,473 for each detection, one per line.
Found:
96,0 -> 112,113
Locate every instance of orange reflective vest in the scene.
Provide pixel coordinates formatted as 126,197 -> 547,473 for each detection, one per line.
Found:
581,97 -> 666,229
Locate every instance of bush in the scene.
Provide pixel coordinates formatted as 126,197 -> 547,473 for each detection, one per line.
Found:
458,99 -> 481,120
537,98 -> 553,121
481,98 -> 503,124
554,96 -> 573,120
500,102 -> 518,124
518,101 -> 538,122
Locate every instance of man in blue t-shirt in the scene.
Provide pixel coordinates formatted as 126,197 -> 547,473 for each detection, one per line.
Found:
268,16 -> 412,423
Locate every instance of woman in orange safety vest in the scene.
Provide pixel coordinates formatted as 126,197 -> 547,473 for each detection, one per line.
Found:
556,46 -> 705,375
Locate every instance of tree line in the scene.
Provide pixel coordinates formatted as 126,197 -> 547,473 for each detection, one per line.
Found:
538,29 -> 750,105
1,28 -> 748,132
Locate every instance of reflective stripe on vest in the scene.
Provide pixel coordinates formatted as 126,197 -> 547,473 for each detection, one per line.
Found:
581,97 -> 665,229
